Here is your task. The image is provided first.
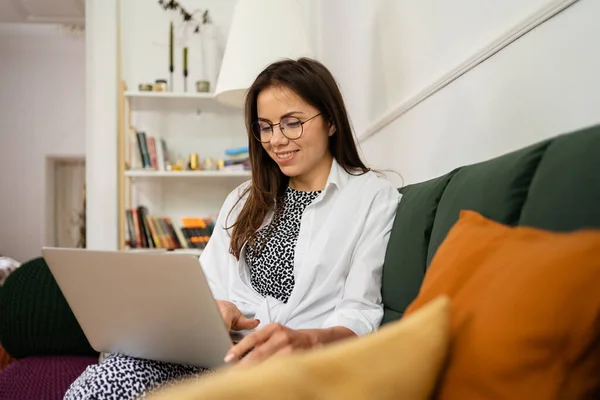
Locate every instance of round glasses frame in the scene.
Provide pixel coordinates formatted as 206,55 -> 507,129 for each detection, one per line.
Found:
251,113 -> 322,143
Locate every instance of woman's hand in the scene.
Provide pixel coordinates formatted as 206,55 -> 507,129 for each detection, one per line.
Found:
224,323 -> 360,366
216,300 -> 260,332
224,323 -> 319,366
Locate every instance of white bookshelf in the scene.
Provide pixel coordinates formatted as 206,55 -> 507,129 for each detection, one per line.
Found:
118,83 -> 248,251
126,248 -> 204,256
125,91 -> 216,99
125,170 -> 251,179
124,91 -> 235,112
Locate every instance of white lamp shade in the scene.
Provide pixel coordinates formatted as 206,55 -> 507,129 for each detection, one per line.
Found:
214,0 -> 314,108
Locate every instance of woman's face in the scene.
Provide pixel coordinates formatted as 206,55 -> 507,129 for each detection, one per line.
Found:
256,85 -> 334,187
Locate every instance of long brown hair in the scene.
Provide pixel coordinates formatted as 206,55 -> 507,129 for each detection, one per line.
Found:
228,57 -> 369,259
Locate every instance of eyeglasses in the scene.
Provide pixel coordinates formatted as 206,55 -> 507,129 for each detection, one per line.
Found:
251,113 -> 322,143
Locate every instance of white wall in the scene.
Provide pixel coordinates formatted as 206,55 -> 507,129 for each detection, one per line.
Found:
0,24 -> 85,262
318,0 -> 599,186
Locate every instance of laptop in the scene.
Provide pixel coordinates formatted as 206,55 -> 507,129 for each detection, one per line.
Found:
42,247 -> 247,369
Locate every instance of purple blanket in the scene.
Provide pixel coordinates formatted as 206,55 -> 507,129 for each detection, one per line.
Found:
0,355 -> 97,400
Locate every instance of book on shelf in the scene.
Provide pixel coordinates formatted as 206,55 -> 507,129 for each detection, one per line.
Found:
222,146 -> 250,172
125,206 -> 215,251
130,131 -> 251,173
134,131 -> 169,171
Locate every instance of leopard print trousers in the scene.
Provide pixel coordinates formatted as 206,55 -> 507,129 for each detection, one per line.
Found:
63,353 -> 210,399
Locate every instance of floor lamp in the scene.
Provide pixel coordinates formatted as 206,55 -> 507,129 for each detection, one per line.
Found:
214,0 -> 314,108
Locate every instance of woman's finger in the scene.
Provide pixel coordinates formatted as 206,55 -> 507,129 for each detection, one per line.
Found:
236,329 -> 292,366
232,315 -> 260,331
240,343 -> 294,367
224,324 -> 276,363
272,345 -> 294,358
216,301 -> 236,331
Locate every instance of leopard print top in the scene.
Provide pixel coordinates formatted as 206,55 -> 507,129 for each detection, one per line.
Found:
245,186 -> 321,304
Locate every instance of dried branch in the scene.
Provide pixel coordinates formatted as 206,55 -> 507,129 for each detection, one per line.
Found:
158,0 -> 211,33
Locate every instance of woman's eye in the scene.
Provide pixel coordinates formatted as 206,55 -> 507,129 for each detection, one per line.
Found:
285,121 -> 301,128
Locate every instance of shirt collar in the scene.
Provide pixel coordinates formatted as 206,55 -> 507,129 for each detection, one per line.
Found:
324,157 -> 350,192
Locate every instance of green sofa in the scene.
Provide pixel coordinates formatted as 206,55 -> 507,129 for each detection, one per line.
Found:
381,122 -> 600,324
0,123 -> 598,398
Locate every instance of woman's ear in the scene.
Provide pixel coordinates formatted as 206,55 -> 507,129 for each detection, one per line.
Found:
328,124 -> 336,137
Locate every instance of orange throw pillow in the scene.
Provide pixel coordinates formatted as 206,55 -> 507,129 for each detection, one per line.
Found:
405,210 -> 600,400
0,342 -> 15,371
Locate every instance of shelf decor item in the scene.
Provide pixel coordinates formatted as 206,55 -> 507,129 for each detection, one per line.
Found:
158,0 -> 210,34
138,83 -> 153,92
183,47 -> 188,92
158,0 -> 212,93
153,79 -> 168,92
189,153 -> 199,170
169,21 -> 174,91
196,80 -> 210,93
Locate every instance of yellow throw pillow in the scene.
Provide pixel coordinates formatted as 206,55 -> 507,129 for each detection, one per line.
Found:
148,296 -> 451,400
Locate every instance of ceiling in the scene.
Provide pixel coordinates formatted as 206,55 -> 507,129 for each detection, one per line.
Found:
0,0 -> 85,25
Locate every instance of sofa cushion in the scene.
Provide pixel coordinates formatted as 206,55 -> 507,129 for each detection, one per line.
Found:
405,210 -> 600,399
381,171 -> 456,324
519,124 -> 600,231
426,139 -> 550,265
0,355 -> 97,400
148,296 -> 451,400
0,257 -> 97,358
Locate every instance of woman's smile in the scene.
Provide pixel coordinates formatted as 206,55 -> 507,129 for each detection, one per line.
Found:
275,150 -> 300,163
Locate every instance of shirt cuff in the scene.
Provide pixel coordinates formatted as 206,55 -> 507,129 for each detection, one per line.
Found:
320,310 -> 380,337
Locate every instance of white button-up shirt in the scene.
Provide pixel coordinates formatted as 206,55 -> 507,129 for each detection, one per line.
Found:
199,159 -> 401,336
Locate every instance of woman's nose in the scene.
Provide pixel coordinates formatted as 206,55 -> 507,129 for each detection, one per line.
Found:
270,125 -> 289,146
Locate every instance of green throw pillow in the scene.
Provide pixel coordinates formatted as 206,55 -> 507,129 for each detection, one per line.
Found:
0,257 -> 97,358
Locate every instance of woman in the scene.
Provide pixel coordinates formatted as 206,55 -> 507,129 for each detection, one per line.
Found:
64,57 -> 400,399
